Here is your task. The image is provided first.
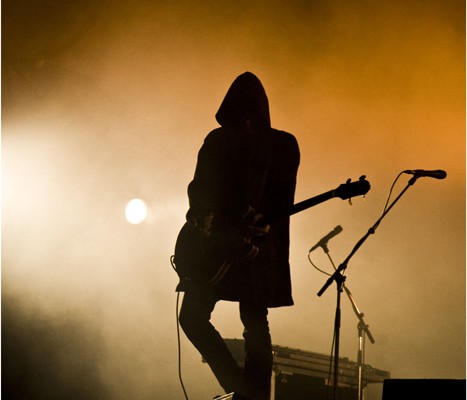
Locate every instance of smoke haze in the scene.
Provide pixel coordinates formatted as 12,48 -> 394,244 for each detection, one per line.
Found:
2,1 -> 465,399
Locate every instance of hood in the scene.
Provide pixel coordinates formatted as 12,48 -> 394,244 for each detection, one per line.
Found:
215,72 -> 271,130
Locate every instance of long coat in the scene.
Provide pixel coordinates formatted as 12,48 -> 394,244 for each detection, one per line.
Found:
181,72 -> 300,308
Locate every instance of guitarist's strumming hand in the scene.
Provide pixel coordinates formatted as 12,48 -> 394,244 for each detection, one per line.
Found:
243,206 -> 271,237
193,213 -> 215,237
193,207 -> 270,239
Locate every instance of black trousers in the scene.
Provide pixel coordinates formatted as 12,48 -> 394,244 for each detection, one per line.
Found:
179,290 -> 272,400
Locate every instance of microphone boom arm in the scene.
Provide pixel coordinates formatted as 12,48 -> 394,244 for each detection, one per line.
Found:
318,174 -> 419,297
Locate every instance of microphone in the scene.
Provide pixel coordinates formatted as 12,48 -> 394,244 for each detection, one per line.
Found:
309,225 -> 343,252
403,169 -> 447,179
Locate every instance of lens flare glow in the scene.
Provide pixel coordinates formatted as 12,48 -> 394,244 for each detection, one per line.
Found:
125,198 -> 148,224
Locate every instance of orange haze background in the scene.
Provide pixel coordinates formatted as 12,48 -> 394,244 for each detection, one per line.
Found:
2,1 -> 465,399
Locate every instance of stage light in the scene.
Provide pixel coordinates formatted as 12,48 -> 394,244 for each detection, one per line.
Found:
125,198 -> 148,224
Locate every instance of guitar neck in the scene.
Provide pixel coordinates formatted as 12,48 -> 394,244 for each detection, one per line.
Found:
264,177 -> 370,223
289,190 -> 335,217
267,189 -> 335,223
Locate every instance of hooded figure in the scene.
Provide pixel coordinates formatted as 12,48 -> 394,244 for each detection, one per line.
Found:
184,71 -> 300,306
177,72 -> 300,400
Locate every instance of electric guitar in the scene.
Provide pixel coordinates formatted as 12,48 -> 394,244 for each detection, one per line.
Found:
173,176 -> 370,288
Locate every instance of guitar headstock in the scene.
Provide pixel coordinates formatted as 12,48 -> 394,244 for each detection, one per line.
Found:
334,176 -> 371,200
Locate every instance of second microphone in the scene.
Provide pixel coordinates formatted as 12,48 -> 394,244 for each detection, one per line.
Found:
309,225 -> 343,252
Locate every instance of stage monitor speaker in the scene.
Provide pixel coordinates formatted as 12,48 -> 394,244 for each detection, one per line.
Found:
382,379 -> 466,400
273,373 -> 357,400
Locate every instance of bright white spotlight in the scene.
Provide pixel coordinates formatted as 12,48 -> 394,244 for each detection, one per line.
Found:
125,198 -> 148,224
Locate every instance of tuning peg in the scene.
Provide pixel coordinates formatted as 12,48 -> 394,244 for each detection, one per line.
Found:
346,178 -> 352,205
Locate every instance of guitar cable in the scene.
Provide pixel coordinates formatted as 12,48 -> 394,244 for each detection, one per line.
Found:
171,255 -> 190,400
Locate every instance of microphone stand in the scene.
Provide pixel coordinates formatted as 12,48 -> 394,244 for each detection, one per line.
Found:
325,251 -> 376,399
317,175 -> 419,400
320,242 -> 345,400
322,246 -> 375,400
349,288 -> 375,400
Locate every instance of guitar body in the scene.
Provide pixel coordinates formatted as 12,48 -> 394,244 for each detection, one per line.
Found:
173,176 -> 370,289
174,222 -> 259,288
